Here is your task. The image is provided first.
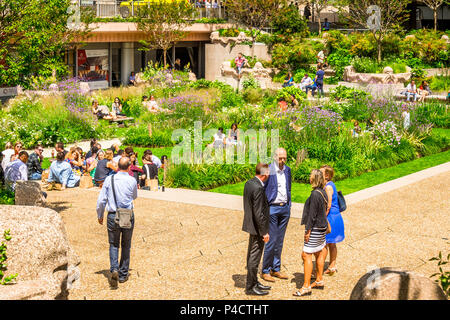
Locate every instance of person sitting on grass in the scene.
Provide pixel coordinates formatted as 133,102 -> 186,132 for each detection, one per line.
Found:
143,150 -> 162,169
144,95 -> 172,113
1,142 -> 15,172
211,127 -> 226,149
4,151 -> 29,191
111,97 -> 125,117
282,72 -> 294,88
92,100 -> 111,119
128,152 -> 144,186
66,147 -> 84,175
140,153 -> 158,188
27,143 -> 44,180
48,151 -> 80,190
94,150 -> 117,188
86,145 -> 99,180
351,120 -> 362,138
129,72 -> 136,86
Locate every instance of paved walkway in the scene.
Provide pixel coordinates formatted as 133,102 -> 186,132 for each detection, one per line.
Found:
46,173 -> 450,300
86,161 -> 449,219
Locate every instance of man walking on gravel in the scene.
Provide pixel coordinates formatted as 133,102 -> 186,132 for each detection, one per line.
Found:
97,157 -> 138,287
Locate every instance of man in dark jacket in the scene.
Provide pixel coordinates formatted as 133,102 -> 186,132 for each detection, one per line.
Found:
242,163 -> 271,296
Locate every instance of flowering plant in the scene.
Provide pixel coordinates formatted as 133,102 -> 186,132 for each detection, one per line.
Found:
371,120 -> 402,148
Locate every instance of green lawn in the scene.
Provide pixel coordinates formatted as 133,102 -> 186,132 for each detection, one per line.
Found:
209,149 -> 450,203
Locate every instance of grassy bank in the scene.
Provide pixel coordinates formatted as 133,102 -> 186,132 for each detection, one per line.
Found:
209,149 -> 450,203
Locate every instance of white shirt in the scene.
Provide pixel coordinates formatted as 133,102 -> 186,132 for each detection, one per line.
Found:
300,76 -> 313,88
406,83 -> 416,92
273,163 -> 288,203
151,155 -> 162,168
317,51 -> 325,63
1,149 -> 15,170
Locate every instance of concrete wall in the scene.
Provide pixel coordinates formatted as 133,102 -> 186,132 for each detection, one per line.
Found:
205,43 -> 271,81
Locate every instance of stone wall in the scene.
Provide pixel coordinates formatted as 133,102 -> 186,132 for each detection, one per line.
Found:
0,206 -> 80,300
205,32 -> 272,82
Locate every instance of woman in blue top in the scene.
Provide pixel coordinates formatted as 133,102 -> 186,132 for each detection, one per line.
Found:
320,165 -> 345,276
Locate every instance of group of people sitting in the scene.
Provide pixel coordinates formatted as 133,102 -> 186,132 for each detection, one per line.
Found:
401,80 -> 433,102
92,95 -> 173,120
211,123 -> 242,148
92,97 -> 127,120
0,140 -> 168,192
282,65 -> 326,98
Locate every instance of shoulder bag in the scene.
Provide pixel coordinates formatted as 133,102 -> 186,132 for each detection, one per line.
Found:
337,190 -> 347,212
111,175 -> 133,229
315,189 -> 332,234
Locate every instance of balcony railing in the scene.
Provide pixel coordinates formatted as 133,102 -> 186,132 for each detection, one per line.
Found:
75,0 -> 228,20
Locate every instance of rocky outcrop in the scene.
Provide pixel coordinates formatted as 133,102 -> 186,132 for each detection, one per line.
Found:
343,65 -> 411,84
210,31 -> 253,46
350,267 -> 447,300
0,206 -> 80,299
14,181 -> 46,207
219,61 -> 273,89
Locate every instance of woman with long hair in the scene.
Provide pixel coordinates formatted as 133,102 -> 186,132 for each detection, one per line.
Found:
294,169 -> 329,297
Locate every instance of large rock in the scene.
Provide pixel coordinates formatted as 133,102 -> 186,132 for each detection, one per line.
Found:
0,206 -> 80,299
14,180 -> 46,206
350,267 -> 447,300
343,65 -> 411,84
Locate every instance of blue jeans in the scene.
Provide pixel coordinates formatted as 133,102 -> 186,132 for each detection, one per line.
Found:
107,212 -> 134,280
262,204 -> 291,274
406,92 -> 417,102
315,82 -> 324,97
305,85 -> 316,95
29,172 -> 42,180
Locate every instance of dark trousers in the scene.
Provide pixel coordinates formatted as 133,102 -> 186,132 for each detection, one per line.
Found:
246,234 -> 265,291
107,212 -> 134,280
262,204 -> 290,274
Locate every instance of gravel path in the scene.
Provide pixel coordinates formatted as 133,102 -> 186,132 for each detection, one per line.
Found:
45,174 -> 450,300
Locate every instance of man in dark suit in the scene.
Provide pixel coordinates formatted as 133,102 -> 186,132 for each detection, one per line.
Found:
242,163 -> 271,296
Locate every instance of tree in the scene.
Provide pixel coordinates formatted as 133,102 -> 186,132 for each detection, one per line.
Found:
0,0 -> 92,87
137,1 -> 195,68
338,0 -> 410,63
224,0 -> 284,55
422,0 -> 447,31
308,0 -> 334,35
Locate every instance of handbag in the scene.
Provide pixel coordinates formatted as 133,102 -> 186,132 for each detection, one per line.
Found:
111,175 -> 133,229
315,190 -> 332,234
337,190 -> 347,212
79,174 -> 94,189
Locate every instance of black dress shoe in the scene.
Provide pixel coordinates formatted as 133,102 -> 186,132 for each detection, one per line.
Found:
256,282 -> 271,290
119,275 -> 129,283
245,286 -> 269,296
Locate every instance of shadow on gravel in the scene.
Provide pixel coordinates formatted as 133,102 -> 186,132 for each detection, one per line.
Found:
46,201 -> 71,213
232,274 -> 246,288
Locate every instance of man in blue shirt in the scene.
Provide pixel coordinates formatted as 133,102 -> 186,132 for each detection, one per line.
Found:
97,157 -> 138,286
47,152 -> 80,190
5,151 -> 29,191
314,65 -> 325,98
261,148 -> 292,283
322,18 -> 330,31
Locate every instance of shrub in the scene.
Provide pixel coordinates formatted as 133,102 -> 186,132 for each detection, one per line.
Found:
241,74 -> 260,90
1,229 -> 18,285
122,126 -> 176,147
271,4 -> 309,38
242,88 -> 264,104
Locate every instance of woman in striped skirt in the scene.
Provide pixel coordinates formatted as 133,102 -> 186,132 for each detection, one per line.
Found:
294,169 -> 329,297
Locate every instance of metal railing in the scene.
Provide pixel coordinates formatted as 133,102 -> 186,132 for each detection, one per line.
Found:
76,0 -> 228,20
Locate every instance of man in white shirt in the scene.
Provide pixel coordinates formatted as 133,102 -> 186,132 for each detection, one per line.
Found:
405,80 -> 418,102
5,151 -> 29,191
300,73 -> 315,95
261,148 -> 292,282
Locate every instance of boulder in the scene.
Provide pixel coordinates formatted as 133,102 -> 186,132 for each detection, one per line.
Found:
14,180 -> 46,207
441,34 -> 449,43
405,34 -> 416,41
188,72 -> 197,82
0,206 -> 80,299
350,267 -> 447,300
135,72 -> 147,85
383,66 -> 393,74
343,65 -> 411,84
49,83 -> 58,92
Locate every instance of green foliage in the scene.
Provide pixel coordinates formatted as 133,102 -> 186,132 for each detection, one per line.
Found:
1,229 -> 18,285
0,188 -> 14,205
0,0 -> 93,87
276,86 -> 306,102
429,75 -> 450,92
327,48 -> 353,80
122,126 -> 176,147
429,251 -> 450,297
242,88 -> 264,104
241,74 -> 260,90
329,85 -> 370,101
351,56 -> 407,74
271,4 -> 309,38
